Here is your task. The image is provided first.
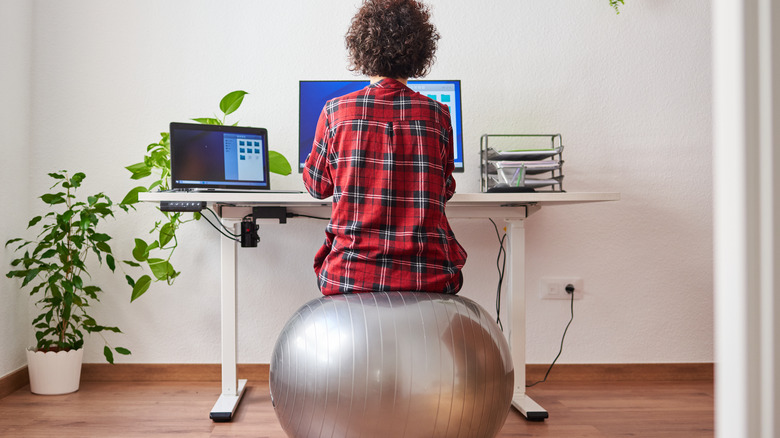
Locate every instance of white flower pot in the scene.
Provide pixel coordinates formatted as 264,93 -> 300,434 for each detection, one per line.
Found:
26,347 -> 84,395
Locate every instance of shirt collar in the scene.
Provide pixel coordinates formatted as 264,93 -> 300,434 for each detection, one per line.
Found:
369,78 -> 408,90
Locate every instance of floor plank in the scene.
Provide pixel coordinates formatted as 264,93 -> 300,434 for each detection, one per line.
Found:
0,379 -> 713,437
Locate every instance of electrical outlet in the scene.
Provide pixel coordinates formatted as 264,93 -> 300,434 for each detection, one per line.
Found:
539,277 -> 583,300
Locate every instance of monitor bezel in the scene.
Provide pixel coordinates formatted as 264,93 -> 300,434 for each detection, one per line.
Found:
298,79 -> 465,173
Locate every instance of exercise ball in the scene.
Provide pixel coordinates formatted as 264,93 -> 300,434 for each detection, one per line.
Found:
270,291 -> 514,438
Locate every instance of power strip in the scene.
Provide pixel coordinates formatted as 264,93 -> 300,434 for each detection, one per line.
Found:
159,201 -> 206,212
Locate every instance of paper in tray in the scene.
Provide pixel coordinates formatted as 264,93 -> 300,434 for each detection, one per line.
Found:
519,176 -> 564,188
493,160 -> 562,172
487,176 -> 564,192
487,146 -> 563,161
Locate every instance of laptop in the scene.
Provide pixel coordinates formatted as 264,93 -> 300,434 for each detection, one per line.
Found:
170,122 -> 271,191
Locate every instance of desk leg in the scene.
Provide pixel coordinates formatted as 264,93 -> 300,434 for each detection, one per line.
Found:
210,221 -> 247,422
506,219 -> 548,421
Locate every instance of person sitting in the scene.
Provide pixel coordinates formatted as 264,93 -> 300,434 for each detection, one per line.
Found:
303,0 -> 467,295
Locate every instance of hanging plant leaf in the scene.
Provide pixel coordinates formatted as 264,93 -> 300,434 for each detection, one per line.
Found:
121,186 -> 149,205
269,150 -> 292,176
219,90 -> 248,116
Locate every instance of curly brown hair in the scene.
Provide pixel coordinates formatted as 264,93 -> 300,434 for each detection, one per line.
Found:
345,0 -> 440,79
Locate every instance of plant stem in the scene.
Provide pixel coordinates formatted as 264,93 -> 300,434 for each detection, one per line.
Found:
60,178 -> 73,346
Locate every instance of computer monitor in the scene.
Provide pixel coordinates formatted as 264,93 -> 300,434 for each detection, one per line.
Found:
298,80 -> 464,172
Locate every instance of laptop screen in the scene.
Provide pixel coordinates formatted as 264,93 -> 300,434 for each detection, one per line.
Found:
170,122 -> 270,191
298,80 -> 464,173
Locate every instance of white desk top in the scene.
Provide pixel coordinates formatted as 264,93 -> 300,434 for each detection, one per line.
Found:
138,191 -> 619,207
139,191 -> 619,219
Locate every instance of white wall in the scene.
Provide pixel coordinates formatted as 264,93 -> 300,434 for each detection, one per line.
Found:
20,0 -> 712,365
0,0 -> 34,378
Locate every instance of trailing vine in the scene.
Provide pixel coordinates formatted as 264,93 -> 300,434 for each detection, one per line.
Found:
610,0 -> 624,14
119,91 -> 291,302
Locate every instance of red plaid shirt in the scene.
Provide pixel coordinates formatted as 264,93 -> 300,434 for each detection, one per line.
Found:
303,78 -> 467,295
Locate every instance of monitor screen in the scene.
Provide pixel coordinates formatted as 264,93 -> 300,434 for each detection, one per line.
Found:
170,122 -> 270,191
298,80 -> 464,173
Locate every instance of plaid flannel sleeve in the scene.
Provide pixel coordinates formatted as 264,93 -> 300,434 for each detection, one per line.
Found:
303,107 -> 333,199
444,122 -> 456,200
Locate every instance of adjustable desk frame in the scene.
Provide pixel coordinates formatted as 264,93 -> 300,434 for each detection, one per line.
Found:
139,191 -> 618,422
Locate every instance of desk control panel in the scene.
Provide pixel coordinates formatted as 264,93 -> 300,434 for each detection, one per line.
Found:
160,201 -> 207,212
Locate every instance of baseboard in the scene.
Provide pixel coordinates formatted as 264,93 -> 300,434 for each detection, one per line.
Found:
80,363 -> 270,382
0,366 -> 29,399
79,363 -> 713,383
525,363 -> 714,383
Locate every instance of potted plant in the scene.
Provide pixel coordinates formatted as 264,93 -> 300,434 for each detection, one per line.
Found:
5,171 -> 130,395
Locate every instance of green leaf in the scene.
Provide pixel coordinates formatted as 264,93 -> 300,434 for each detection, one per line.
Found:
70,235 -> 84,248
90,233 -> 111,243
40,249 -> 57,259
104,345 -> 114,364
123,260 -> 141,268
61,209 -> 75,224
147,258 -> 174,281
22,269 -> 40,287
121,186 -> 149,205
28,216 -> 43,228
219,90 -> 248,116
131,169 -> 153,180
49,283 -> 62,300
48,172 -> 66,180
132,239 -> 149,262
83,285 -> 101,299
149,148 -> 169,168
131,275 -> 152,302
5,237 -> 23,247
269,150 -> 292,176
106,254 -> 116,271
70,172 -> 86,187
159,222 -> 175,247
115,347 -> 131,355
41,193 -> 66,205
72,295 -> 84,306
191,117 -> 221,125
126,162 -> 150,174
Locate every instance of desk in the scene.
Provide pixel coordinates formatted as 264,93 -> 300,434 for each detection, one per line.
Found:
139,191 -> 619,421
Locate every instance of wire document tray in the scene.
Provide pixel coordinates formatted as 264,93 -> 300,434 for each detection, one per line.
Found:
480,134 -> 565,193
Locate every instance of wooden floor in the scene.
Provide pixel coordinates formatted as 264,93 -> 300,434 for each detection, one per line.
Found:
0,379 -> 713,437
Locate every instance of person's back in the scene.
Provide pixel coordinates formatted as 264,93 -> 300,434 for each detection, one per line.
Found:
302,0 -> 467,295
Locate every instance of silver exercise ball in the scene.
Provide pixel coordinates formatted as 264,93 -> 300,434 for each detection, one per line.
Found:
269,291 -> 514,438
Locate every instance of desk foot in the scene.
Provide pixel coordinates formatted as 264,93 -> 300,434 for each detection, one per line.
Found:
209,379 -> 248,422
512,393 -> 549,421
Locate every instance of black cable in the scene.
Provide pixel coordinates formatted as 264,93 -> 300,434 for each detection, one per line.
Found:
290,213 -> 330,221
200,212 -> 241,242
488,218 -> 506,331
526,286 -> 575,388
204,207 -> 240,236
